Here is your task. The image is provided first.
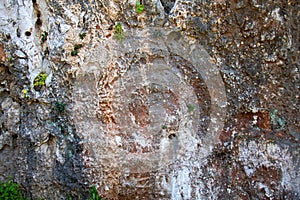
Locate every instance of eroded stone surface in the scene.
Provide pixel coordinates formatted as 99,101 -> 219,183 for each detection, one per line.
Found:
71,30 -> 227,199
0,0 -> 299,199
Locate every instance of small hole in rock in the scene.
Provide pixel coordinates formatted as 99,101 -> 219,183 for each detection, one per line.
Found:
12,134 -> 18,139
168,133 -> 176,139
160,0 -> 176,14
36,18 -> 42,26
25,31 -> 31,36
16,29 -> 21,37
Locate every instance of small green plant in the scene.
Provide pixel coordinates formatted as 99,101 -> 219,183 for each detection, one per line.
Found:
6,57 -> 14,67
33,72 -> 48,89
187,104 -> 195,113
79,32 -> 86,39
74,44 -> 83,50
71,50 -> 78,56
0,178 -> 27,200
41,31 -> 48,43
71,44 -> 83,56
88,186 -> 102,200
54,102 -> 66,113
22,89 -> 28,97
67,194 -> 73,200
162,125 -> 167,129
113,23 -> 125,41
7,57 -> 13,63
135,1 -> 144,14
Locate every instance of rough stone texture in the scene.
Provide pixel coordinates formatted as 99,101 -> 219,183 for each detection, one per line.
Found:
0,0 -> 299,199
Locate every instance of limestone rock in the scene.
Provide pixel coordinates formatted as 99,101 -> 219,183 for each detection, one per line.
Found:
0,0 -> 299,199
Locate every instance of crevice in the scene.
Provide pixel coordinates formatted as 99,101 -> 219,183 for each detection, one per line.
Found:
168,133 -> 176,139
160,0 -> 176,14
33,0 -> 43,30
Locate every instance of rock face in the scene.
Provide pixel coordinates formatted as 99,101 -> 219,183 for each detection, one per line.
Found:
0,0 -> 299,199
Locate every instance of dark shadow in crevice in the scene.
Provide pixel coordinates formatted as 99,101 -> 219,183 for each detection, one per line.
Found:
160,0 -> 176,14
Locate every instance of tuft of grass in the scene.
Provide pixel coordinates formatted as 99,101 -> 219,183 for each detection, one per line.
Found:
0,178 -> 28,200
88,186 -> 102,200
7,57 -> 13,63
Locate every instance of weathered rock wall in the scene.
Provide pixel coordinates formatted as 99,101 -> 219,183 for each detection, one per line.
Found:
0,0 -> 299,199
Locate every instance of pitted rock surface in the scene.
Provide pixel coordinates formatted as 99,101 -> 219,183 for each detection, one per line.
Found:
0,0 -> 299,199
72,31 -> 227,199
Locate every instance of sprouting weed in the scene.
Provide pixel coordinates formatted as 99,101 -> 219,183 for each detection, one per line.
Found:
113,23 -> 126,41
136,1 -> 145,14
79,32 -> 86,39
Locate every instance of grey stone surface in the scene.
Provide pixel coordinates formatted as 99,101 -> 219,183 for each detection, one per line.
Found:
0,0 -> 299,199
